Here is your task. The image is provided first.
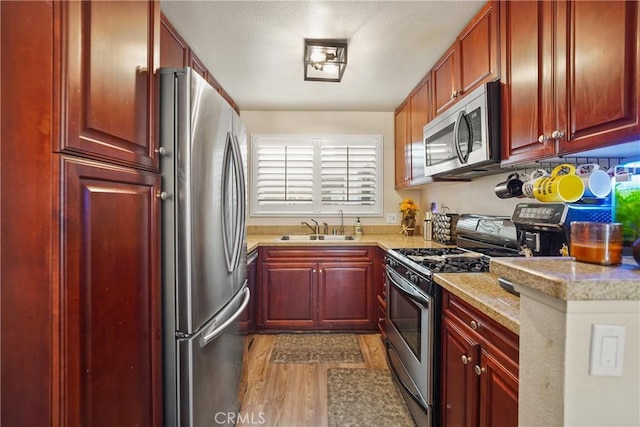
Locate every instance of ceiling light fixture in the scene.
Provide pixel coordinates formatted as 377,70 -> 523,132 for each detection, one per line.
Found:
304,39 -> 348,82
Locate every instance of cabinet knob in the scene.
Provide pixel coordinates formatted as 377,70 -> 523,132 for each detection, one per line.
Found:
154,147 -> 167,156
551,130 -> 565,140
470,320 -> 479,330
156,191 -> 169,200
461,355 -> 472,365
451,90 -> 459,99
474,365 -> 485,376
538,134 -> 550,143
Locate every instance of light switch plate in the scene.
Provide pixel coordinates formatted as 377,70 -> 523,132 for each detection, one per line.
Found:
386,213 -> 397,224
589,324 -> 625,376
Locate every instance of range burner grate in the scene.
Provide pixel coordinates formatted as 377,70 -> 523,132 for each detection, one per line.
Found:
394,247 -> 491,273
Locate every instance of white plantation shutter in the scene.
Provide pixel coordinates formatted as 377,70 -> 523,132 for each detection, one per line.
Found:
251,135 -> 382,216
320,143 -> 377,206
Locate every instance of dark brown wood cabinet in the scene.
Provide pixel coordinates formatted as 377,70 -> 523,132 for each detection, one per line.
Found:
1,1 -> 162,425
432,1 -> 499,117
160,12 -> 190,68
394,1 -> 498,188
60,157 -> 162,426
160,13 -> 237,112
501,0 -> 639,165
59,0 -> 160,171
239,250 -> 258,333
394,102 -> 411,188
432,44 -> 461,117
440,290 -> 518,427
409,75 -> 432,185
257,247 -> 377,331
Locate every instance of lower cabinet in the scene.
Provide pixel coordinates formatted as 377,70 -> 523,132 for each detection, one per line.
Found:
257,247 -> 377,331
60,156 -> 162,426
239,249 -> 258,333
440,290 -> 519,427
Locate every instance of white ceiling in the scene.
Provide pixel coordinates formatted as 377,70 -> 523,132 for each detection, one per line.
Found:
160,0 -> 486,112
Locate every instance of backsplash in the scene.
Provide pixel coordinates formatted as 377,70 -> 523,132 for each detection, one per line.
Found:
420,170 -> 523,217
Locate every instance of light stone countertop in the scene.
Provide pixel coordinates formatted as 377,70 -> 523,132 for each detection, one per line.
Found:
247,234 -> 453,253
434,272 -> 520,335
490,257 -> 640,301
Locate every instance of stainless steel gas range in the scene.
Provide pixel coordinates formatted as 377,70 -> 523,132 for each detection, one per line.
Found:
384,215 -> 519,426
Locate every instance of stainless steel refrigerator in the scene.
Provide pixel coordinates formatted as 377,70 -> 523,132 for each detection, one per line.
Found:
159,68 -> 249,427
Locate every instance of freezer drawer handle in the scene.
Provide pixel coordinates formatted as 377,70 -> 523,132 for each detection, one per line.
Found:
199,285 -> 250,348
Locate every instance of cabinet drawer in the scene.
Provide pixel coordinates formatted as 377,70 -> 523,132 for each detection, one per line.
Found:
442,291 -> 519,363
262,246 -> 372,262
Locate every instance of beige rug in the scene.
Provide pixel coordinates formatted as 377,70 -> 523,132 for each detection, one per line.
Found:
269,333 -> 364,364
327,368 -> 415,427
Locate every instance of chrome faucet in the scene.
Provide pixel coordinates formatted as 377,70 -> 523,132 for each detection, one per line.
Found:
338,210 -> 344,235
301,218 -> 320,234
323,222 -> 329,235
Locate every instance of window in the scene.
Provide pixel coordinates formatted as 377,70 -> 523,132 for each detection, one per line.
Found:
251,135 -> 383,216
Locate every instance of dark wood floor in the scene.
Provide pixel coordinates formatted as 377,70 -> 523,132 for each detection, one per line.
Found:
237,333 -> 388,427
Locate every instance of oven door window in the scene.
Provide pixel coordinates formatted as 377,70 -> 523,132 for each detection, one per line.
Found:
389,283 -> 422,360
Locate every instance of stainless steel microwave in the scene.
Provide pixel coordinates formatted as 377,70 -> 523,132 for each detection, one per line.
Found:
423,80 -> 501,179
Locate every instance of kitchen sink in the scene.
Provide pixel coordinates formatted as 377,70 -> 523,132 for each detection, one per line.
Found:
278,234 -> 355,241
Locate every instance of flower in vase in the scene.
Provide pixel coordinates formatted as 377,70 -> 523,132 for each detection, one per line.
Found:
399,198 -> 419,235
399,198 -> 419,218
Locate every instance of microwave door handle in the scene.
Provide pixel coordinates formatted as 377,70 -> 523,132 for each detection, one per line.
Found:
453,110 -> 472,164
453,110 -> 465,162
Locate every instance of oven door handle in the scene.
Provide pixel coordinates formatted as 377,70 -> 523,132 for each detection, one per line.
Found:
386,269 -> 429,309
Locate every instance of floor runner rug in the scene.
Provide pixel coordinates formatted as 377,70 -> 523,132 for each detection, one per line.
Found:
327,368 -> 415,427
269,334 -> 364,364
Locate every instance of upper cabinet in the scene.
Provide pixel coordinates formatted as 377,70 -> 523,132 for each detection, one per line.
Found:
160,14 -> 189,69
58,1 -> 160,171
501,0 -> 639,165
394,1 -> 498,188
394,102 -> 411,188
432,1 -> 499,116
160,13 -> 239,113
409,75 -> 432,184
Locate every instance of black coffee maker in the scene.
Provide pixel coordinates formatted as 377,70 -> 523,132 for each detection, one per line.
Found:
511,202 -> 612,257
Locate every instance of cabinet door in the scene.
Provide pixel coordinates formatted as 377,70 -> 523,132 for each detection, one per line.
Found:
59,1 -> 159,171
261,262 -> 316,328
60,157 -> 161,427
160,13 -> 189,68
557,0 -> 640,154
409,77 -> 431,184
478,348 -> 519,427
500,0 -> 557,165
432,44 -> 461,117
459,1 -> 499,95
318,262 -> 374,329
394,102 -> 410,188
239,251 -> 258,333
189,50 -> 208,80
441,318 -> 480,427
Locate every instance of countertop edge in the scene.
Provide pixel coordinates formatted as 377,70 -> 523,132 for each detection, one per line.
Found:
434,273 -> 520,336
490,257 -> 640,301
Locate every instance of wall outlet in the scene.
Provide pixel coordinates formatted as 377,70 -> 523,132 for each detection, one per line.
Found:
386,213 -> 397,224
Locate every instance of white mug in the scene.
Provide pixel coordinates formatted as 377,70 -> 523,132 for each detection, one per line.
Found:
577,164 -> 611,198
521,169 -> 550,198
608,165 -> 632,182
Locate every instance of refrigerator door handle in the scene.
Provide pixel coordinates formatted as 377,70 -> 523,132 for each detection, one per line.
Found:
199,284 -> 249,348
232,132 -> 247,264
221,132 -> 247,272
